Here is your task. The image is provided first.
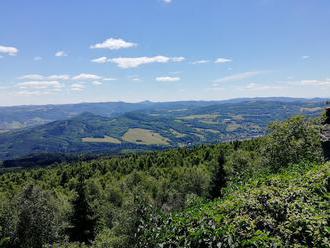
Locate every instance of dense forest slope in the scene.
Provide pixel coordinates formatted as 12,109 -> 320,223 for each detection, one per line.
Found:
0,114 -> 328,247
0,99 -> 326,161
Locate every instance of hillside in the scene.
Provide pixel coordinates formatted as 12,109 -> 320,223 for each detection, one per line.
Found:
0,99 -> 326,161
0,115 -> 328,247
0,98 -> 326,133
0,100 -> 230,133
148,162 -> 329,247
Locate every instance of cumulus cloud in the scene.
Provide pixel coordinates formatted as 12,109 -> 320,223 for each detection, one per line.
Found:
214,71 -> 264,83
19,74 -> 70,81
91,56 -> 109,64
110,56 -> 185,69
19,74 -> 45,80
0,45 -> 18,56
131,77 -> 142,82
48,75 -> 70,80
90,38 -> 137,50
192,60 -> 210,64
215,58 -> 232,64
156,76 -> 180,82
17,81 -> 63,90
71,83 -> 85,91
92,81 -> 103,85
103,77 -> 117,81
72,73 -> 102,81
55,51 -> 68,57
18,73 -> 112,84
171,57 -> 185,62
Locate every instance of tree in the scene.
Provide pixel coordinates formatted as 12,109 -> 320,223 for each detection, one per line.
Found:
17,185 -> 61,248
262,116 -> 323,171
209,153 -> 227,199
69,181 -> 98,244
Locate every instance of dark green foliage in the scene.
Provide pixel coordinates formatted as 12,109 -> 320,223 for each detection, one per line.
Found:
17,185 -> 62,248
147,163 -> 330,247
209,153 -> 227,199
262,116 -> 323,171
69,182 -> 98,244
0,115 -> 328,247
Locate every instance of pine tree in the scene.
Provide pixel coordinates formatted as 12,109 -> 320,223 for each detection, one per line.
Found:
69,181 -> 97,244
209,153 -> 227,199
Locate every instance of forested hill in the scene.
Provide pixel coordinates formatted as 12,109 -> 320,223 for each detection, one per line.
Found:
0,115 -> 328,247
0,98 -> 326,162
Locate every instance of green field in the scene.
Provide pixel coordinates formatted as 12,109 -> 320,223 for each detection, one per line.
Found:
122,128 -> 170,145
82,136 -> 122,144
177,114 -> 220,120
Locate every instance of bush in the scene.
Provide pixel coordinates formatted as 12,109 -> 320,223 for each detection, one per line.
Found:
262,116 -> 323,171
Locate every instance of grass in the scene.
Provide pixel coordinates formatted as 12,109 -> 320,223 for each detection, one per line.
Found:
82,136 -> 122,144
300,107 -> 323,112
231,114 -> 245,121
170,129 -> 186,138
226,123 -> 241,131
122,128 -> 170,145
177,114 -> 220,120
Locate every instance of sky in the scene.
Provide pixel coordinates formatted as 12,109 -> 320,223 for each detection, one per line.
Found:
0,0 -> 330,106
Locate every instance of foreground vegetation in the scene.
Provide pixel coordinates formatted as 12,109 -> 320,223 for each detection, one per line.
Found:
0,116 -> 328,247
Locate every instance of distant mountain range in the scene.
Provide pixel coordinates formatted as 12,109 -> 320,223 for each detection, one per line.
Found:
0,97 -> 328,161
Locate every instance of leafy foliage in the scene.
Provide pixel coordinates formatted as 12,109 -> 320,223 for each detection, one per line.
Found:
0,115 -> 328,247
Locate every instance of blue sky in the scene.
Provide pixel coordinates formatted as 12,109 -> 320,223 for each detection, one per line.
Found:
0,0 -> 330,106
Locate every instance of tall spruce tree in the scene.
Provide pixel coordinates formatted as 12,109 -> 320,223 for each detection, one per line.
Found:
69,181 -> 97,244
209,153 -> 227,199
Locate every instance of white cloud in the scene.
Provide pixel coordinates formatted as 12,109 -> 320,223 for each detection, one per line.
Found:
103,77 -> 117,81
300,79 -> 330,86
17,81 -> 63,90
0,45 -> 18,56
91,56 -> 109,64
55,51 -> 68,57
215,58 -> 232,64
17,90 -> 51,96
244,83 -> 286,91
18,74 -> 70,81
48,75 -> 70,80
214,71 -> 264,83
156,76 -> 180,82
90,38 -> 137,50
163,0 -> 172,3
171,57 -> 185,62
192,60 -> 210,64
92,81 -> 103,85
19,74 -> 45,80
132,77 -> 142,82
72,73 -> 102,81
71,83 -> 85,91
34,56 -> 43,61
110,56 -> 184,69
301,55 -> 310,60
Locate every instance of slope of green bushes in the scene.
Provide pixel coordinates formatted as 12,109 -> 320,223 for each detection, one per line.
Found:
146,162 -> 329,247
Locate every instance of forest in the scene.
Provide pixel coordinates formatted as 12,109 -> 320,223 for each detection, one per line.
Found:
0,114 -> 329,247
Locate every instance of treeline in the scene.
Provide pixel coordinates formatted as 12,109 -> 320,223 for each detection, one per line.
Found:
0,116 -> 326,247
